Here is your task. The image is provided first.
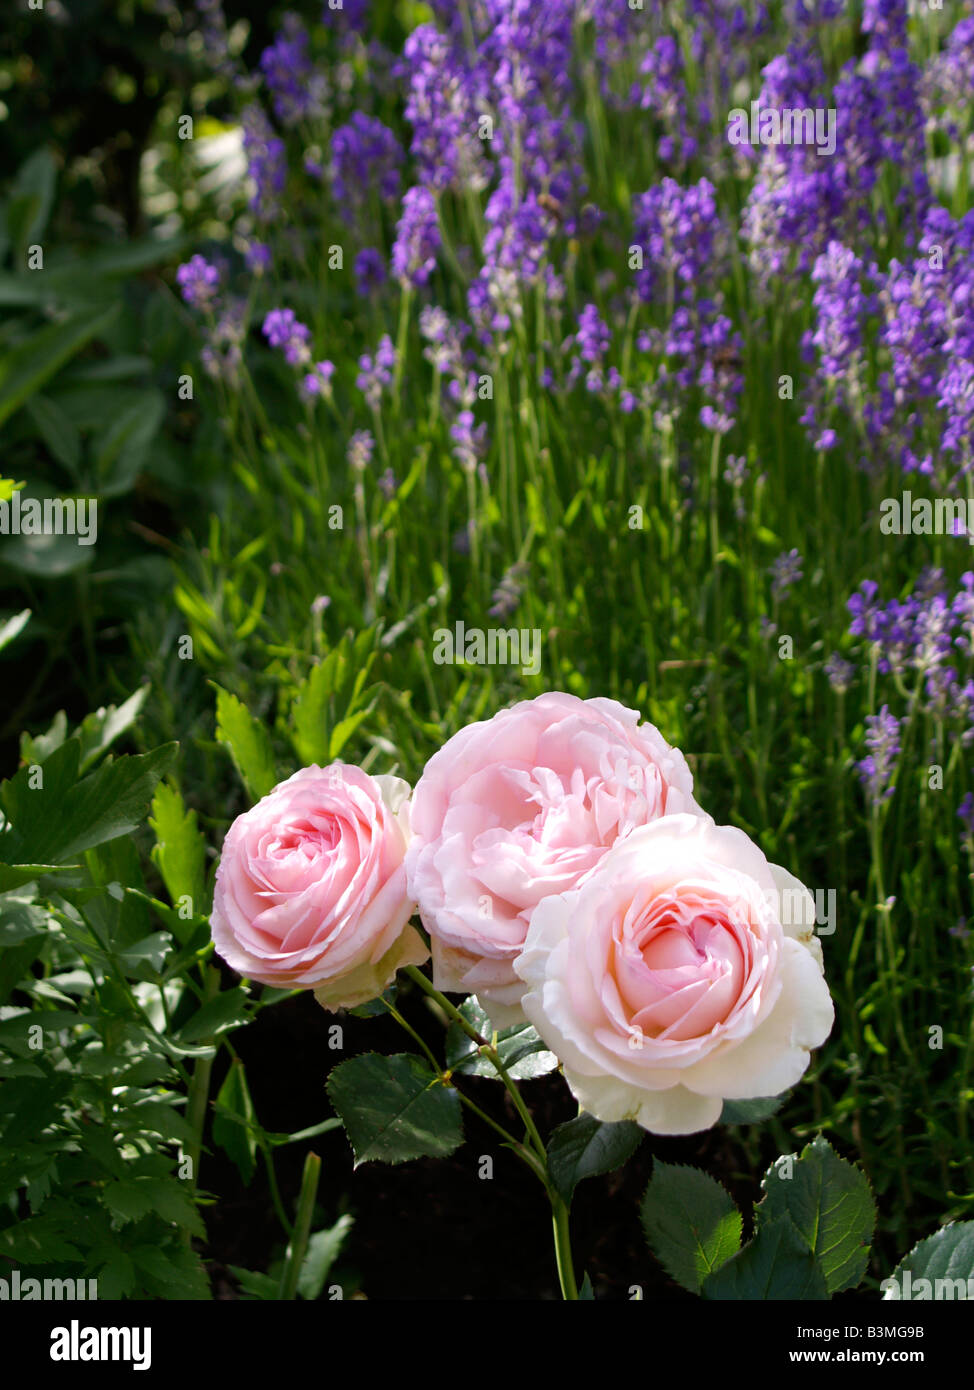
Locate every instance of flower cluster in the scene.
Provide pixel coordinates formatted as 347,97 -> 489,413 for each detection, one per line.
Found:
211,694 -> 833,1136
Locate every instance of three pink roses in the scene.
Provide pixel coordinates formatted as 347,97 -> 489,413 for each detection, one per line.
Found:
210,691 -> 833,1134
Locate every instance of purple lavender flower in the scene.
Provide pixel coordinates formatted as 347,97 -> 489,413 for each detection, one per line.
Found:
862,0 -> 907,49
489,561 -> 530,619
176,254 -> 221,310
824,652 -> 855,693
575,304 -> 610,364
302,360 -> 335,399
770,549 -> 804,601
419,304 -> 468,380
200,297 -> 247,383
450,409 -> 488,474
194,0 -> 238,80
321,0 -> 370,32
723,454 -> 749,487
391,186 -> 441,288
925,17 -> 974,143
632,178 -> 724,308
259,15 -> 328,127
356,336 -> 396,408
241,103 -> 287,221
331,114 -> 404,214
347,430 -> 375,472
243,241 -> 272,275
400,25 -> 491,195
262,307 -> 312,367
354,248 -> 387,296
858,705 -> 901,806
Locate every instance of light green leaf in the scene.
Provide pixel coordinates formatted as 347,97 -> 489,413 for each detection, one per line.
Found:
76,686 -> 149,772
756,1135 -> 875,1294
214,685 -> 278,803
298,1215 -> 354,1300
291,659 -> 336,765
0,608 -> 31,653
150,781 -> 209,924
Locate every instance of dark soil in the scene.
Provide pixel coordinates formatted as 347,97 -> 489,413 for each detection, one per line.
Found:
200,971 -> 793,1301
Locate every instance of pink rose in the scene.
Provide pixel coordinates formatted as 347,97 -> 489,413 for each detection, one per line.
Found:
404,692 -> 705,1024
515,814 -> 834,1135
210,764 -> 427,1010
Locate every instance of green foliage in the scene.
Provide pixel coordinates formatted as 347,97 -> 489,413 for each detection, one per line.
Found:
327,1053 -> 464,1167
757,1136 -> 876,1294
0,707 -> 210,1297
887,1221 -> 974,1298
547,1114 -> 643,1205
297,1215 -> 355,1300
445,995 -> 559,1080
644,1140 -> 876,1300
0,696 -> 300,1300
720,1093 -> 790,1125
149,781 -> 210,921
641,1161 -> 742,1294
701,1217 -> 830,1302
213,685 -> 279,804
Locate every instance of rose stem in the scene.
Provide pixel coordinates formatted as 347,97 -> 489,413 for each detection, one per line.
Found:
401,964 -> 579,1300
402,965 -> 547,1159
382,997 -> 548,1181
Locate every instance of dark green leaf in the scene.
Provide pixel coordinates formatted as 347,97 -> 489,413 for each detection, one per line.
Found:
887,1221 -> 974,1300
327,1053 -> 463,1167
720,1093 -> 790,1125
548,1113 -> 643,1205
25,393 -> 81,476
212,1059 -> 258,1185
446,995 -> 559,1080
177,986 -> 252,1043
702,1215 -> 829,1300
641,1160 -> 742,1293
0,305 -> 119,428
229,1265 -> 280,1300
0,740 -> 177,865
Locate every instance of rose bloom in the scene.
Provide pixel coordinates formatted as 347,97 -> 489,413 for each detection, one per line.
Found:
210,764 -> 427,1010
405,692 -> 705,1025
515,815 -> 834,1134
